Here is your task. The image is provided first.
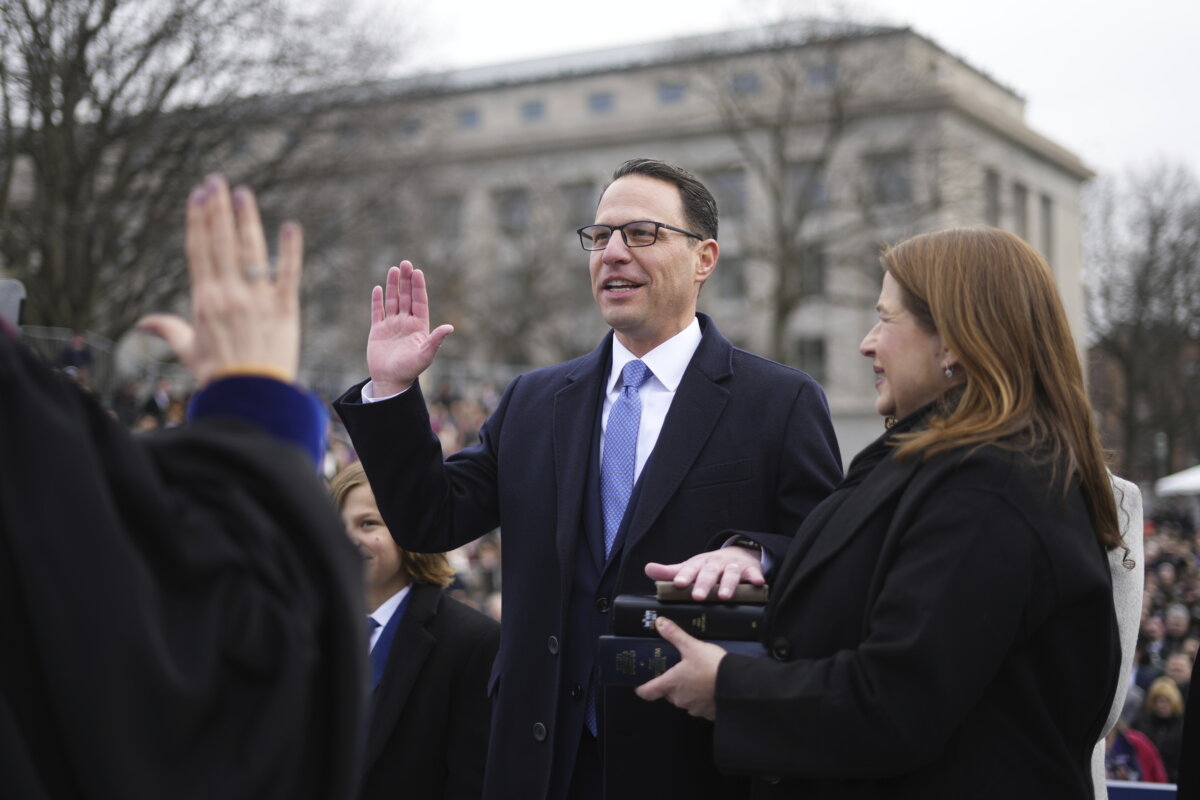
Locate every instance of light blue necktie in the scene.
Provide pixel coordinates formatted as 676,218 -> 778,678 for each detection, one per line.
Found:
600,360 -> 651,557
588,360 -> 651,737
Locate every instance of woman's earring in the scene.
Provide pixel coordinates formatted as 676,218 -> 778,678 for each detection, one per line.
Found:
944,365 -> 954,379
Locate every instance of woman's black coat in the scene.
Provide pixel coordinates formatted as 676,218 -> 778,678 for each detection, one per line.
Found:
714,422 -> 1121,799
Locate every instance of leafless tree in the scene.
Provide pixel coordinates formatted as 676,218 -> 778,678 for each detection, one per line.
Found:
285,154 -> 606,394
456,174 -> 604,368
0,0 -> 410,337
1085,163 -> 1200,481
677,15 -> 950,364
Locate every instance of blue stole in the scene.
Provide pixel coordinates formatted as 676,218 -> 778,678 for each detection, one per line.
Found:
187,375 -> 328,468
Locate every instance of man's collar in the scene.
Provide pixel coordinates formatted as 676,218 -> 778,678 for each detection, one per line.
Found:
607,317 -> 702,393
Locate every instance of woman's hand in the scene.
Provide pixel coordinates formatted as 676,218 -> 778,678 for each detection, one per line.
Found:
645,545 -> 765,601
635,617 -> 726,720
138,175 -> 303,386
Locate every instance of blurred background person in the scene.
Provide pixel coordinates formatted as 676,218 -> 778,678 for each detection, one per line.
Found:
109,379 -> 142,427
1142,615 -> 1168,674
140,375 -> 174,426
1165,652 -> 1193,701
56,329 -> 93,381
330,462 -> 499,800
1131,677 -> 1186,782
1163,603 -> 1193,656
1105,718 -> 1168,783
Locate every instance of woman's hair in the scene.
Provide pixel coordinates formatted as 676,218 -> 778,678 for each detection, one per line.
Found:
329,462 -> 455,587
883,227 -> 1121,551
1145,676 -> 1185,717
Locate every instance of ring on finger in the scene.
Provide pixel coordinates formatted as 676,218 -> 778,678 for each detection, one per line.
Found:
242,264 -> 269,281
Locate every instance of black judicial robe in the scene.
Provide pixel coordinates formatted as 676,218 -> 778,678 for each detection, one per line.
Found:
0,331 -> 365,800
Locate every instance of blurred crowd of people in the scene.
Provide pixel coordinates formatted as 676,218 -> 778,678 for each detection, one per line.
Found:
1107,516 -> 1199,783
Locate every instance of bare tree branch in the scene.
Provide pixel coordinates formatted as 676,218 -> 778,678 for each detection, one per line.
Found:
682,15 -> 945,363
1085,163 -> 1200,480
0,0 -> 412,340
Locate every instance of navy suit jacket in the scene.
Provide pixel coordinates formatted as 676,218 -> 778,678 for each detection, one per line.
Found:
359,584 -> 499,800
335,314 -> 842,800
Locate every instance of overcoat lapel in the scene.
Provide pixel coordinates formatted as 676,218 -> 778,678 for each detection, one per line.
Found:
771,454 -> 916,612
554,338 -> 609,583
362,584 -> 438,771
623,318 -> 732,556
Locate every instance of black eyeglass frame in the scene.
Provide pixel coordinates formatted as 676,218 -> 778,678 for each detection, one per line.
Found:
575,220 -> 704,251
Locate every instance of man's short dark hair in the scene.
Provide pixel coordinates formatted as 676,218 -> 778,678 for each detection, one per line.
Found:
610,158 -> 718,241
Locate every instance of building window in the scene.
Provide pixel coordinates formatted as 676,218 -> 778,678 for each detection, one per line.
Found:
1012,182 -> 1029,240
436,195 -> 463,240
706,168 -> 746,222
560,181 -> 596,229
731,71 -> 760,95
397,116 -> 423,137
807,61 -> 838,87
984,169 -> 1001,226
792,337 -> 826,384
867,152 -> 912,205
587,91 -> 614,115
493,188 -> 530,237
790,161 -> 829,211
456,108 -> 481,129
1039,194 -> 1054,260
714,254 -> 746,299
657,82 -> 686,105
798,242 -> 827,296
520,100 -> 545,122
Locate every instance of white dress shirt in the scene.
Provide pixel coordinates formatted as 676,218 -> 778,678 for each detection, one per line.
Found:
600,318 -> 702,481
368,584 -> 412,652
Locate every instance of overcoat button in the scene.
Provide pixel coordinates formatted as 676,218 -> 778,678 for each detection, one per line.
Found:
547,635 -> 560,654
770,637 -> 790,661
532,722 -> 547,742
570,683 -> 584,699
764,775 -> 782,785
595,596 -> 610,613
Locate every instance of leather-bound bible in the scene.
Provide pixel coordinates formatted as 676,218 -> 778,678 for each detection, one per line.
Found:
597,635 -> 767,685
654,580 -> 769,603
611,594 -> 764,640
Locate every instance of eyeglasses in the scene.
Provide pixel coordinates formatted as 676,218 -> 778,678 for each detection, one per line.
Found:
576,220 -> 704,251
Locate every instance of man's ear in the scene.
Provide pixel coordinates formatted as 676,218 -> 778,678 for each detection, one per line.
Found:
695,239 -> 718,285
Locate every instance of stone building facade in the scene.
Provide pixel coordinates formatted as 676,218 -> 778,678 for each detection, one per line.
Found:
293,21 -> 1092,459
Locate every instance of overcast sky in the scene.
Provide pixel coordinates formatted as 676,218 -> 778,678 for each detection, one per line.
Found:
407,0 -> 1199,180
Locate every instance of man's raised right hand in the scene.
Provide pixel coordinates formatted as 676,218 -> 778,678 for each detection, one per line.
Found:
366,261 -> 454,397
